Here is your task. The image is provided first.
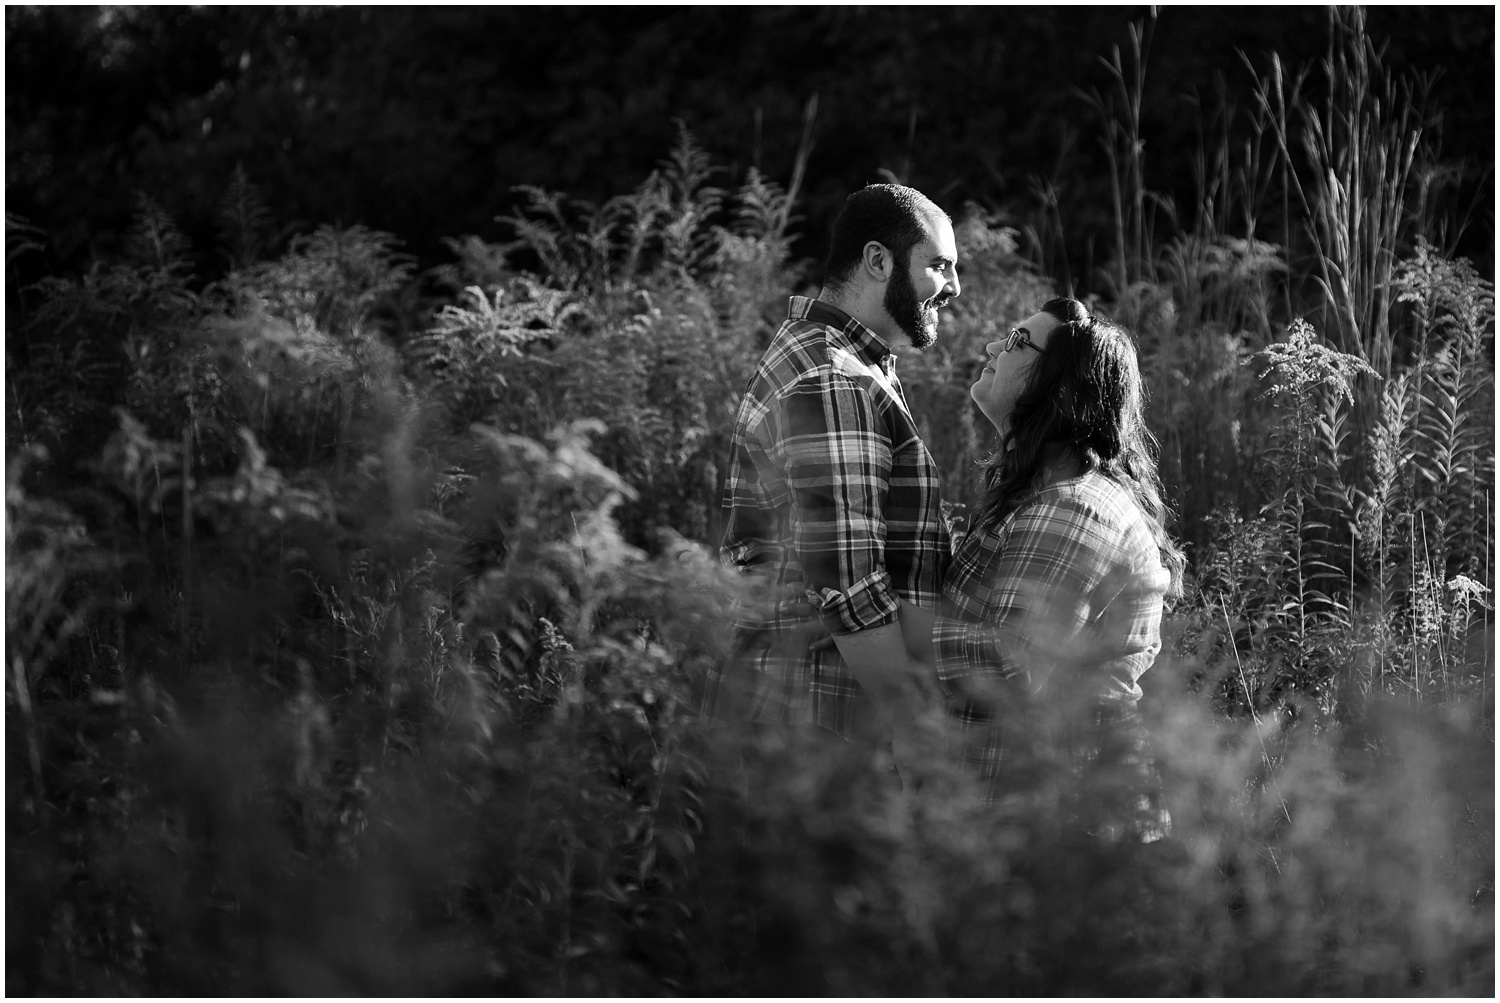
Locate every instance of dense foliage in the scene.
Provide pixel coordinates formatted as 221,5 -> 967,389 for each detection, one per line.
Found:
6,9 -> 1494,996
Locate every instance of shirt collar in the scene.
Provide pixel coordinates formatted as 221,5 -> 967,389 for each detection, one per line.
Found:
788,295 -> 893,367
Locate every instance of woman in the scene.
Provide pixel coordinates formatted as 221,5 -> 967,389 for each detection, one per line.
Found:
903,297 -> 1184,836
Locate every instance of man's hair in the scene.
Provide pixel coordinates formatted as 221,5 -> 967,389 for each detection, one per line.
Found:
823,184 -> 950,290
978,297 -> 1186,596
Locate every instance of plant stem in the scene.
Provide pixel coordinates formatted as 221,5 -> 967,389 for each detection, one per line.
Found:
12,653 -> 45,803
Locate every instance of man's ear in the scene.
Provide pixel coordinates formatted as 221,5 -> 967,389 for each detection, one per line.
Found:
861,240 -> 893,282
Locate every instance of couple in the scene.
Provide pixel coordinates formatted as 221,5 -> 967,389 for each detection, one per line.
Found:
706,183 -> 1183,830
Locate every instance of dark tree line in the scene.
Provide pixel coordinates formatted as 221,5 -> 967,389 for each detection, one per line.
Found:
7,5 -> 1493,286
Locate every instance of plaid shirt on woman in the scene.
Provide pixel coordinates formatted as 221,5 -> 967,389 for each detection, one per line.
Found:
932,470 -> 1170,801
706,296 -> 949,738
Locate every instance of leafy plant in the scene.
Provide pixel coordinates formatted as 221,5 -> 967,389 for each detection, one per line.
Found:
4,89 -> 1492,998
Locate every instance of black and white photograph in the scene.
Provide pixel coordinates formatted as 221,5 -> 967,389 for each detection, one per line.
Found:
6,5 -> 1494,996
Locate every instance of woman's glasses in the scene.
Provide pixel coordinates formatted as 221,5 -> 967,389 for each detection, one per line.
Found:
1003,327 -> 1049,355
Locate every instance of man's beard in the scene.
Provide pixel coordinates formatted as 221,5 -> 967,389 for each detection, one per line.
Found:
884,258 -> 947,350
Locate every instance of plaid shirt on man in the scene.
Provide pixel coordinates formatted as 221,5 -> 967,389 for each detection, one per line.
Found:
707,296 -> 948,738
932,471 -> 1170,802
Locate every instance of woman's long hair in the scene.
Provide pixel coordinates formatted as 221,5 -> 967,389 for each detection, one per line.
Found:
977,297 -> 1186,597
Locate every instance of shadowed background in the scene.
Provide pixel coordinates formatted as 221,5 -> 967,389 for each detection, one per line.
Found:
6,5 -> 1493,282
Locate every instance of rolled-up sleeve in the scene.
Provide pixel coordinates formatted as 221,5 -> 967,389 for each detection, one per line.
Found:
770,372 -> 900,633
931,609 -> 1022,708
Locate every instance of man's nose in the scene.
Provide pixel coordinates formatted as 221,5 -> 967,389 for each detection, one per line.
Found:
948,269 -> 962,298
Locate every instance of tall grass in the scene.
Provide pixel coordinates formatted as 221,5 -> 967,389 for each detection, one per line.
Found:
6,15 -> 1494,994
1257,6 -> 1434,377
1082,8 -> 1494,715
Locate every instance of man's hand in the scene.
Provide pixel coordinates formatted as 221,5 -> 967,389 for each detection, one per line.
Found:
890,719 -> 926,788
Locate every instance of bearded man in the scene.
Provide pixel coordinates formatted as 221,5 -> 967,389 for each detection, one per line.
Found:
707,183 -> 962,747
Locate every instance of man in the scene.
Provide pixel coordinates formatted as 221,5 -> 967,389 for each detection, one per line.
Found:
707,183 -> 961,745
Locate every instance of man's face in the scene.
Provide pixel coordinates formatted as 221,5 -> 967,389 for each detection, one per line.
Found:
883,215 -> 961,350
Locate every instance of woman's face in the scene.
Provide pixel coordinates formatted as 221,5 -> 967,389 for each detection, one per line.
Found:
970,310 -> 1063,431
